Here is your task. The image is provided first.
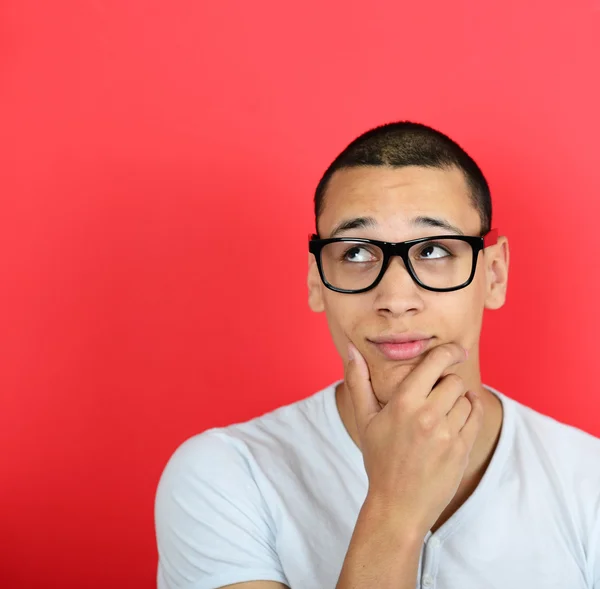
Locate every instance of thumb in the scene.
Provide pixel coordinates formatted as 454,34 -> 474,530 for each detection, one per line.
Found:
345,342 -> 381,436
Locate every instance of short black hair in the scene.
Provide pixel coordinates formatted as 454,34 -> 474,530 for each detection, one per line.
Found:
314,121 -> 492,236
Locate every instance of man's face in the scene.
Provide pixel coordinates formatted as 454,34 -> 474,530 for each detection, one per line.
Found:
307,165 -> 508,404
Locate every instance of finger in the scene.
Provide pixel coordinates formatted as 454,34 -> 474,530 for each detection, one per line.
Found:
345,342 -> 381,436
427,373 -> 468,416
458,391 -> 485,447
398,342 -> 468,402
446,394 -> 473,432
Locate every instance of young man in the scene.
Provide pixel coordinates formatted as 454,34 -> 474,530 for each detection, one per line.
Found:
154,122 -> 600,589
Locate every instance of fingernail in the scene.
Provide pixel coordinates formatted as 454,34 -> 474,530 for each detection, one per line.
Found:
347,343 -> 355,362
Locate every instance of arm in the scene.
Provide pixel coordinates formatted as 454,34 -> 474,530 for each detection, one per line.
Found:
155,431 -> 289,589
335,495 -> 424,589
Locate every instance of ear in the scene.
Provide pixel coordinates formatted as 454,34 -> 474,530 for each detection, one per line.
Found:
484,236 -> 510,310
307,252 -> 325,312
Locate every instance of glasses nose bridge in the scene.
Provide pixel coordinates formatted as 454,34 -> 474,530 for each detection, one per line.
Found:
380,241 -> 413,276
385,241 -> 411,264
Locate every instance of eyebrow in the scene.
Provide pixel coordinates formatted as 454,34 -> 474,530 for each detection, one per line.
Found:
328,215 -> 465,238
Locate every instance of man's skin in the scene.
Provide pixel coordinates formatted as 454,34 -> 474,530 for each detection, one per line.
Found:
221,164 -> 510,589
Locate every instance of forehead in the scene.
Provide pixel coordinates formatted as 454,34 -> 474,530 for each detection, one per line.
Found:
318,165 -> 480,237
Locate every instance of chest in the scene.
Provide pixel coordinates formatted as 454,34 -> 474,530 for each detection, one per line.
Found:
273,488 -> 589,589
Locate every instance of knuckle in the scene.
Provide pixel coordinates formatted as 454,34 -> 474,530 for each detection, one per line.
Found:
436,427 -> 453,444
417,408 -> 438,432
444,373 -> 464,389
458,394 -> 472,408
464,394 -> 481,415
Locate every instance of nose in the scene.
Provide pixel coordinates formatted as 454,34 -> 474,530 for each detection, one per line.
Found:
372,255 -> 424,313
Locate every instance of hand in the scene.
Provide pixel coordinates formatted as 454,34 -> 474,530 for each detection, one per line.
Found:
345,341 -> 484,536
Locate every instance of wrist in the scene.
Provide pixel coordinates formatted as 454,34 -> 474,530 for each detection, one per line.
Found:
360,492 -> 427,546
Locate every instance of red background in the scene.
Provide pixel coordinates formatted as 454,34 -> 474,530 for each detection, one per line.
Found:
1,1 -> 599,587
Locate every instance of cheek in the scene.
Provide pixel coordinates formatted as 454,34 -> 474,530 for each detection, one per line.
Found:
439,286 -> 485,337
322,295 -> 364,347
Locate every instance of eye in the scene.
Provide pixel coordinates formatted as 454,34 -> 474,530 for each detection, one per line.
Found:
342,245 -> 378,263
417,243 -> 452,259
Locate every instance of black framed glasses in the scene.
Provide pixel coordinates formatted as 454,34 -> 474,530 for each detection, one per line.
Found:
308,229 -> 499,293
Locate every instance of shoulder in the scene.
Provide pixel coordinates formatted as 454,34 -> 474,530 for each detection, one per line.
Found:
156,382 -> 334,502
490,386 -> 600,507
157,428 -> 249,492
154,428 -> 261,538
500,390 -> 600,527
200,382 -> 336,469
154,384 -> 337,589
155,423 -> 303,588
508,393 -> 600,469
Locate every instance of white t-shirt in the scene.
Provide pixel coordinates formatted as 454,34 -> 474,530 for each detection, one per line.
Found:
154,380 -> 600,589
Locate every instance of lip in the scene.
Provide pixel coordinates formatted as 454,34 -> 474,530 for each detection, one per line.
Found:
369,334 -> 433,361
370,332 -> 432,344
